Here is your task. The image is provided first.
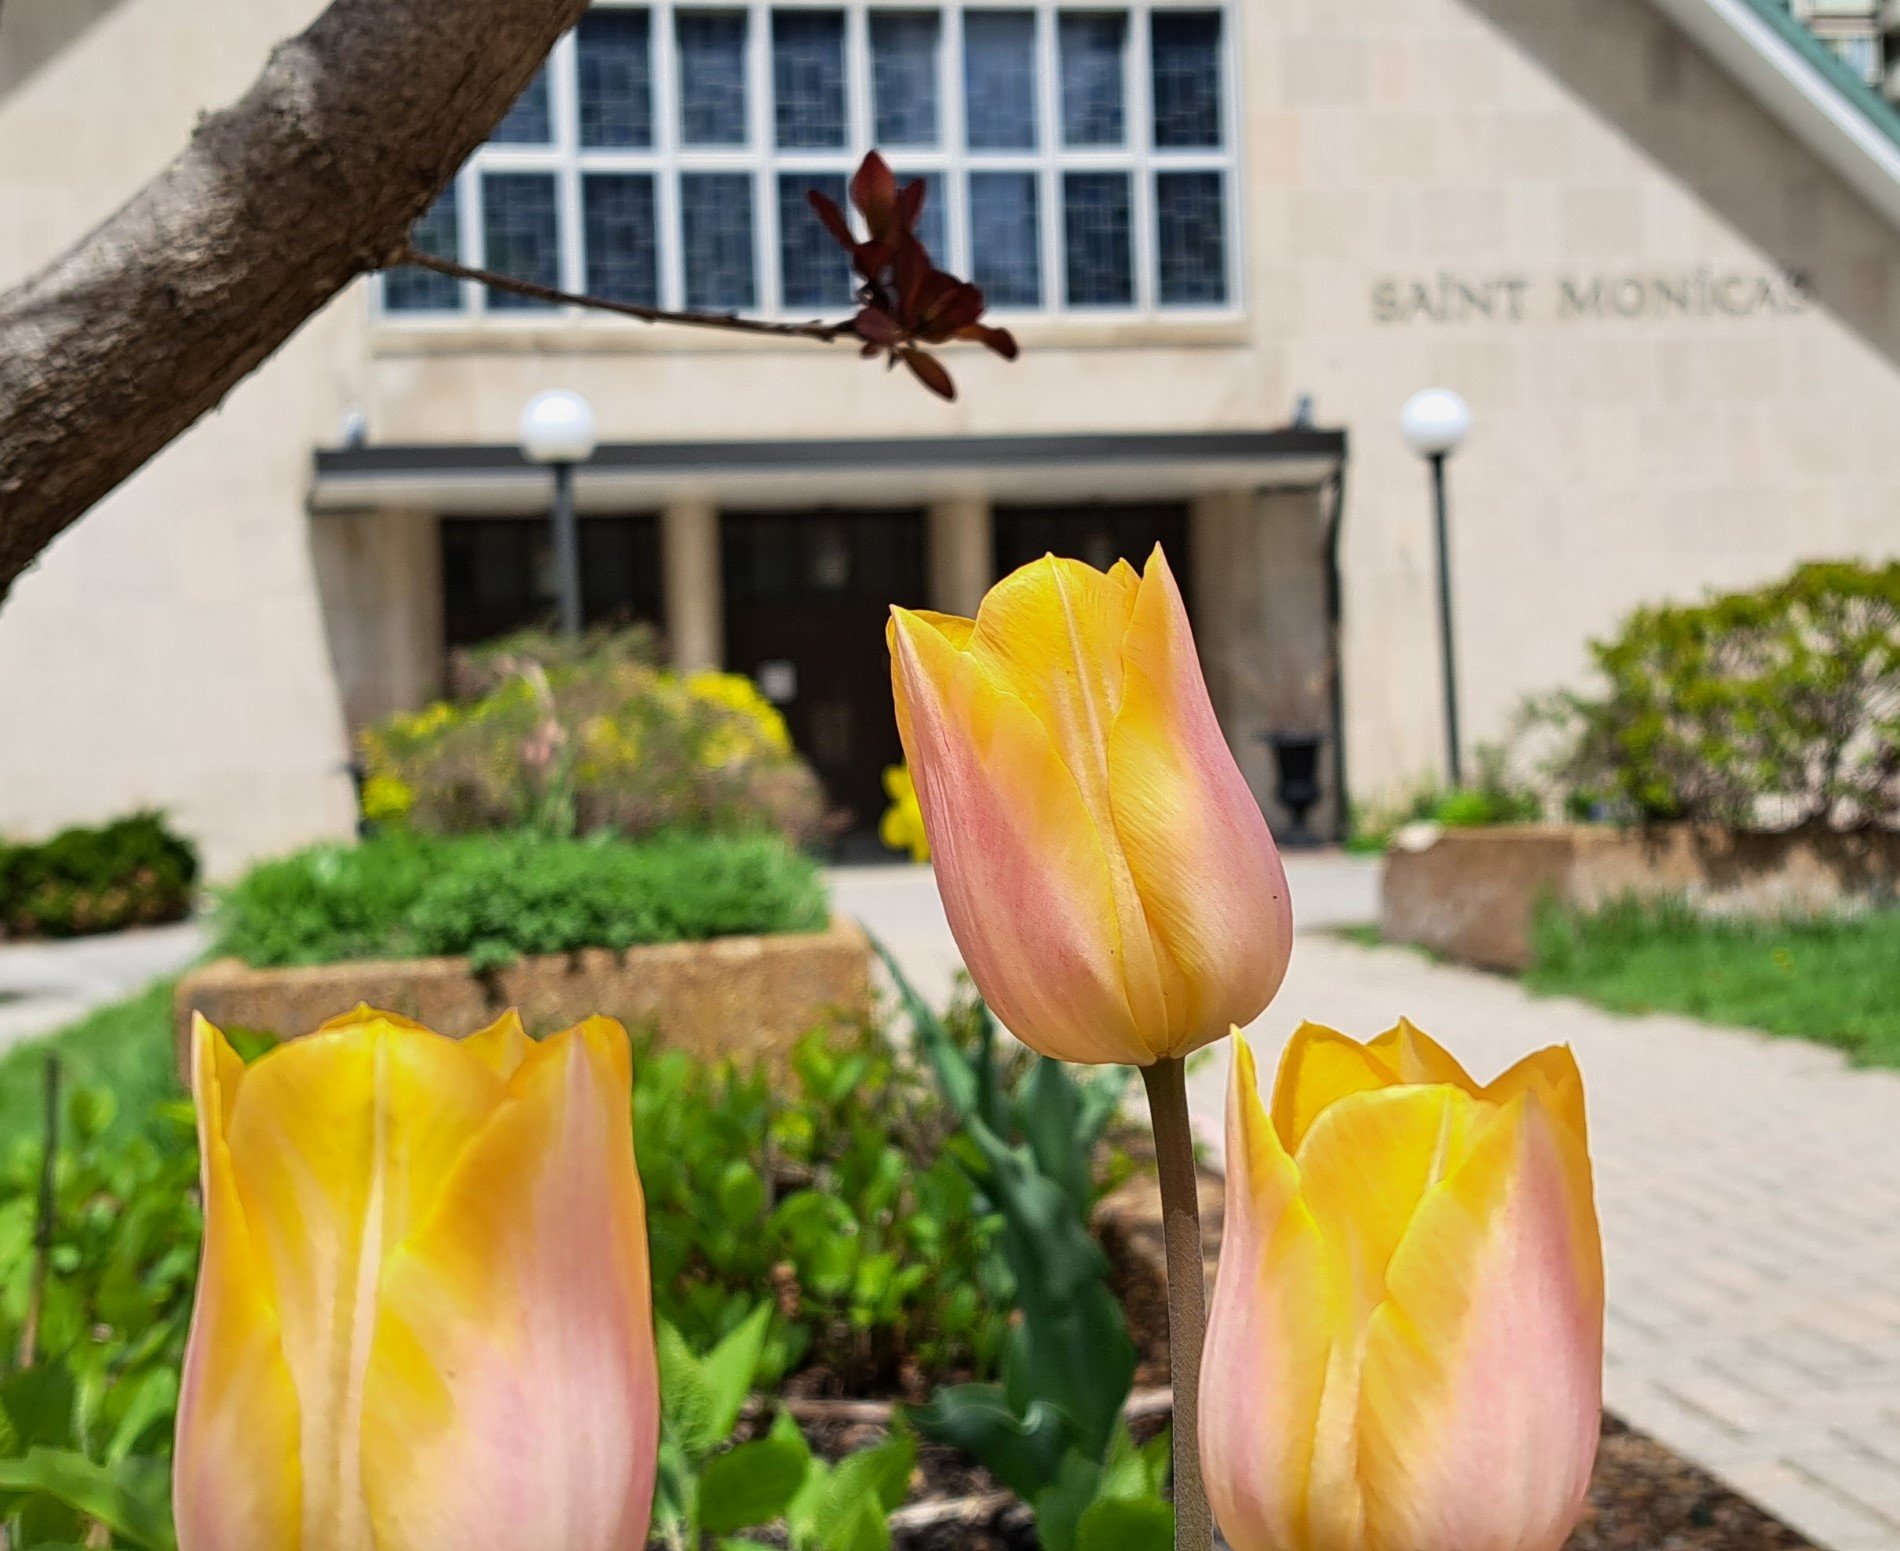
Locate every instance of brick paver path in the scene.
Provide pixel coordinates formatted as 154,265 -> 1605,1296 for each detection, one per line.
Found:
1189,932 -> 1900,1551
841,861 -> 1900,1551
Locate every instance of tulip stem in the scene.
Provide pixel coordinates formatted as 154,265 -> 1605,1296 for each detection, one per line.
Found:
1141,1056 -> 1214,1551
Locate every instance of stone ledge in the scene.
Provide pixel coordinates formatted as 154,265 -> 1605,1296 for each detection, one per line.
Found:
1381,822 -> 1900,972
173,915 -> 871,1070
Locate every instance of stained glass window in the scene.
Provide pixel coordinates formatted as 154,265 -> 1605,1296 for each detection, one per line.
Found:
681,172 -> 757,308
871,12 -> 942,145
481,172 -> 560,308
1151,11 -> 1222,148
584,173 -> 660,305
384,187 -> 462,312
969,170 -> 1041,306
774,10 -> 849,147
578,10 -> 654,147
780,172 -> 854,307
964,11 -> 1037,149
1059,13 -> 1125,146
678,10 -> 750,145
1062,171 -> 1132,306
1156,170 -> 1225,304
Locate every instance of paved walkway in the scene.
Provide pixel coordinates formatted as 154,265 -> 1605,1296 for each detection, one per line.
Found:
0,921 -> 205,1054
843,856 -> 1900,1551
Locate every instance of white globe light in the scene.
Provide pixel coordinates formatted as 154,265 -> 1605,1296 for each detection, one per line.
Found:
1399,388 -> 1473,458
519,389 -> 600,464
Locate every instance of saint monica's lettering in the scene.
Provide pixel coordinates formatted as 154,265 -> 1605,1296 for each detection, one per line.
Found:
1374,267 -> 1812,323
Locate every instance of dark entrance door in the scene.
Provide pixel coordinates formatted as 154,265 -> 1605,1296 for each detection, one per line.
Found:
723,509 -> 928,842
992,502 -> 1193,609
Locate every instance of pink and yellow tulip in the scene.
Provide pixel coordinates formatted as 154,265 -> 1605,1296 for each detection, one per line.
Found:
1202,1022 -> 1604,1551
175,1006 -> 659,1551
888,547 -> 1292,1065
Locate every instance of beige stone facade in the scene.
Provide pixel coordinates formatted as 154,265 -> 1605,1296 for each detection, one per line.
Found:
3,0 -> 1899,872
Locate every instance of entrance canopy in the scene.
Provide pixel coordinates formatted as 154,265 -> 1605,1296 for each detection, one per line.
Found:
309,429 -> 1346,515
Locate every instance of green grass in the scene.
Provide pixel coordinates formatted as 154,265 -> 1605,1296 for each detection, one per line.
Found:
213,829 -> 829,972
1526,898 -> 1900,1066
0,977 -> 180,1139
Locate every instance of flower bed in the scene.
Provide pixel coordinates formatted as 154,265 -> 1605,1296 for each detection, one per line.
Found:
0,812 -> 197,941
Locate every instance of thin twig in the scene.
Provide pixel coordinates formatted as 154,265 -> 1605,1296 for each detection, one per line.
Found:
887,1490 -> 1018,1532
391,245 -> 859,342
18,1054 -> 60,1370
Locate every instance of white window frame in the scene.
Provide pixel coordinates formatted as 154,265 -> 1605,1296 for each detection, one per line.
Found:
374,0 -> 1242,324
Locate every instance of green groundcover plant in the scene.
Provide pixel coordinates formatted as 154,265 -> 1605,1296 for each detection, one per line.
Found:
0,813 -> 198,941
1528,895 -> 1900,1067
212,829 -> 829,972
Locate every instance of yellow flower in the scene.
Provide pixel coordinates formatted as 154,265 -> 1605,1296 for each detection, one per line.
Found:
686,670 -> 793,756
1201,1024 -> 1604,1551
358,773 -> 413,827
888,548 -> 1291,1065
174,1007 -> 658,1551
879,765 -> 930,861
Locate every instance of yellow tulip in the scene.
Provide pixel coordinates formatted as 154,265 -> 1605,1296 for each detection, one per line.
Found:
1201,1024 -> 1604,1551
888,548 -> 1292,1065
174,1006 -> 659,1551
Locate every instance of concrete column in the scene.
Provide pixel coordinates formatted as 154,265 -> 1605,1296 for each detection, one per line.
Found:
663,498 -> 723,671
310,508 -> 442,731
927,495 -> 993,615
1189,486 -> 1339,839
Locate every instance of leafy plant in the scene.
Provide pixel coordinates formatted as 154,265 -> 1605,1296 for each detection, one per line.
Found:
653,1304 -> 917,1551
879,948 -> 1171,1551
636,1025 -> 1011,1393
1537,559 -> 1900,830
0,812 -> 198,941
212,829 -> 828,971
1346,744 -> 1543,853
0,1059 -> 194,1549
358,626 -> 825,844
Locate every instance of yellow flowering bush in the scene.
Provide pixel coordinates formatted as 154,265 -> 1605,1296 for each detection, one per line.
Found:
358,627 -> 824,843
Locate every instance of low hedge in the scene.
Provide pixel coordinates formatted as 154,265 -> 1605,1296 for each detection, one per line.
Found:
211,829 -> 829,972
0,813 -> 198,940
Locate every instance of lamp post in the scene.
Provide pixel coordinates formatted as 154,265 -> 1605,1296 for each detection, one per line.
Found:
1399,387 -> 1473,788
520,389 -> 600,640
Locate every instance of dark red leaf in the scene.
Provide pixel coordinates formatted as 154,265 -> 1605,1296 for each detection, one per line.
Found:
807,189 -> 855,252
853,305 -> 903,346
851,152 -> 899,237
955,322 -> 1020,360
897,177 -> 928,233
901,347 -> 957,401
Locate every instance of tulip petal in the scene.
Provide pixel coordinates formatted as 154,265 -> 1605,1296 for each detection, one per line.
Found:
1367,1018 -> 1480,1092
174,1017 -> 303,1551
1269,1022 -> 1399,1154
1106,549 -> 1293,1055
222,1017 -> 507,1551
889,607 -> 1153,1063
463,1008 -> 534,1079
1202,1039 -> 1331,1551
1356,1094 -> 1603,1551
360,1018 -> 658,1551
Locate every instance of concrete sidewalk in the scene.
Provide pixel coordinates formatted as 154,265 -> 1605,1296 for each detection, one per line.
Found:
844,858 -> 1900,1551
0,921 -> 206,1054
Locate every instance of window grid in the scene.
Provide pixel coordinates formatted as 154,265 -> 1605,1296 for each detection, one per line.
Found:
375,0 -> 1238,322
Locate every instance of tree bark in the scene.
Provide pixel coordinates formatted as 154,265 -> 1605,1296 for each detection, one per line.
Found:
0,0 -> 592,602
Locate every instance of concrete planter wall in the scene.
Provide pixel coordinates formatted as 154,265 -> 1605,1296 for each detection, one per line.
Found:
1380,823 -> 1900,972
174,916 -> 871,1068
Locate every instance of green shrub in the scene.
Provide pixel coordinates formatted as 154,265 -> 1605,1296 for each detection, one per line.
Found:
358,626 -> 826,845
1347,745 -> 1542,852
1539,559 -> 1900,830
0,814 -> 197,940
211,829 -> 829,971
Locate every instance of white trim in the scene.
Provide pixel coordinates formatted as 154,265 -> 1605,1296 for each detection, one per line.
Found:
375,0 -> 1242,323
1647,0 -> 1900,231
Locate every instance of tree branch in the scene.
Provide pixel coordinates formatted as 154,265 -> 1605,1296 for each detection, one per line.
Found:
0,0 -> 596,602
392,245 -> 859,343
